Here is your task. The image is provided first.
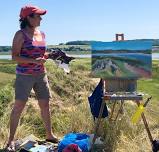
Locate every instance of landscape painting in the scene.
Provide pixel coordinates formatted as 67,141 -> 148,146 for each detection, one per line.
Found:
91,40 -> 153,79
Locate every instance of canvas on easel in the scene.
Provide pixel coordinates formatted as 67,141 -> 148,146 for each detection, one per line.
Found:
90,38 -> 154,151
91,39 -> 153,92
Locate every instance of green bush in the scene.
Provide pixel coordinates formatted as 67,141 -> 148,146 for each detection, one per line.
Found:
0,65 -> 16,74
0,83 -> 14,116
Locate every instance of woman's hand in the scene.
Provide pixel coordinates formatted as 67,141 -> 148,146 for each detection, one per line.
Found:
35,57 -> 47,64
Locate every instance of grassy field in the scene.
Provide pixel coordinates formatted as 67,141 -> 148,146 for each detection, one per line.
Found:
0,52 -> 11,55
0,59 -> 159,151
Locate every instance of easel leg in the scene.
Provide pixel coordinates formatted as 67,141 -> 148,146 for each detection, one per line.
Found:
136,100 -> 153,144
141,113 -> 153,144
91,99 -> 105,151
109,101 -> 116,121
114,100 -> 124,121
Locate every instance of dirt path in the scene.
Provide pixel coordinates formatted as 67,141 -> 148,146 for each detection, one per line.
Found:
124,63 -> 151,78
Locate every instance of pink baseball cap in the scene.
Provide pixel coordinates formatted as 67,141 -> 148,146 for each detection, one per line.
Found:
20,5 -> 47,19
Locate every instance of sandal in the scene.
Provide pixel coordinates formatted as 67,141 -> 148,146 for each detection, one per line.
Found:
46,137 -> 59,143
5,142 -> 16,152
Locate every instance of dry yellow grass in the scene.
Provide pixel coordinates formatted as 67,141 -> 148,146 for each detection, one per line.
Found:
0,59 -> 159,152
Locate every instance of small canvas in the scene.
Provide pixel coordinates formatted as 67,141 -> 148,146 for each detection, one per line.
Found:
91,40 -> 153,79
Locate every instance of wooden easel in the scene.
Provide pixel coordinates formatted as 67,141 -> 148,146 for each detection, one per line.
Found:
91,79 -> 153,151
91,35 -> 153,151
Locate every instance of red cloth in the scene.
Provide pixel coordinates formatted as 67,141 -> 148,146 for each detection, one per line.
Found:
62,144 -> 82,152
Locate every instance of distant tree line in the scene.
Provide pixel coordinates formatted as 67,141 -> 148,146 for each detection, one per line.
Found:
0,46 -> 11,52
65,41 -> 92,45
0,41 -> 93,52
47,45 -> 90,52
61,46 -> 90,51
0,45 -> 90,52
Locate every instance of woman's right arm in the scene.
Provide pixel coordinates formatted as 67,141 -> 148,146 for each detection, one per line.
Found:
12,31 -> 44,64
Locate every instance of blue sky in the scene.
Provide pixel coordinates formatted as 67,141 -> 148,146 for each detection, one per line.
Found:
0,0 -> 159,45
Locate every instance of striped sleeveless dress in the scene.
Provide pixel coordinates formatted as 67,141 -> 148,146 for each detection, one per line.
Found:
16,29 -> 46,75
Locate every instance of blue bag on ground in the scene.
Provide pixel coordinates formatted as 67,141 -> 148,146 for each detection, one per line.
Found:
88,79 -> 108,118
58,133 -> 91,152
